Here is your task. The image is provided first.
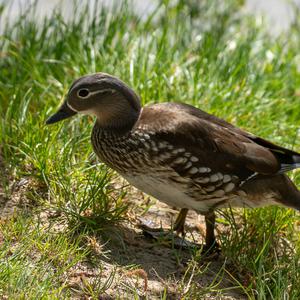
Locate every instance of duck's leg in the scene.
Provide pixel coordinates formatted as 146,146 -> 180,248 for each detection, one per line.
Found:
139,208 -> 188,236
140,209 -> 220,251
139,208 -> 200,249
204,210 -> 218,251
173,208 -> 188,236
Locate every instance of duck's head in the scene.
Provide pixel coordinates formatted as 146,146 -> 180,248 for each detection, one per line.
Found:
46,73 -> 141,130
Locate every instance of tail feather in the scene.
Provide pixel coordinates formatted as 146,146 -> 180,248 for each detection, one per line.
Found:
293,155 -> 300,165
279,155 -> 300,173
251,136 -> 300,173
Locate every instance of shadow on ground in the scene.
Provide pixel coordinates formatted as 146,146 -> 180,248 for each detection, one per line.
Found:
96,215 -> 247,299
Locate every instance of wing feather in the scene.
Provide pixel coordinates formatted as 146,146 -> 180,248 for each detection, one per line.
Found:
137,102 -> 300,178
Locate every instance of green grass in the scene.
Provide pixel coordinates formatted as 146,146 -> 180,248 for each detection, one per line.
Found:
1,0 -> 300,298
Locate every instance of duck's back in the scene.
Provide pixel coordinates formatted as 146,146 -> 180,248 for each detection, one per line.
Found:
91,102 -> 300,212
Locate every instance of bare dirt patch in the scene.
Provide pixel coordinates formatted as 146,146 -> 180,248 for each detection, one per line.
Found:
0,150 -> 47,219
0,175 -> 42,219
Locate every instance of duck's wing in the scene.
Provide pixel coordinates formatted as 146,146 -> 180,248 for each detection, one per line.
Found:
137,102 -> 300,179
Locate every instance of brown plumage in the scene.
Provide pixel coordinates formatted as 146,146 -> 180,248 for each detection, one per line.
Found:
46,72 -> 300,250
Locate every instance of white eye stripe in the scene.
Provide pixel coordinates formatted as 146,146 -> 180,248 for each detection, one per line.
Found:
67,102 -> 78,112
67,101 -> 94,115
77,88 -> 116,99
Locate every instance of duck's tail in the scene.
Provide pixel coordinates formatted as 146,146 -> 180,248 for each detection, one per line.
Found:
275,174 -> 300,210
277,154 -> 300,173
242,174 -> 300,211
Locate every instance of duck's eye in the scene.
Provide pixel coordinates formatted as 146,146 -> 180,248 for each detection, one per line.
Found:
77,89 -> 90,98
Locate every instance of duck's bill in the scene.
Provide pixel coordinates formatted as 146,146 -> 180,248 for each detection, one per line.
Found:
46,102 -> 77,125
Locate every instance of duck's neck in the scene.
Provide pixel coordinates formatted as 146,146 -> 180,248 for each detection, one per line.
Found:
93,93 -> 141,135
95,110 -> 140,135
